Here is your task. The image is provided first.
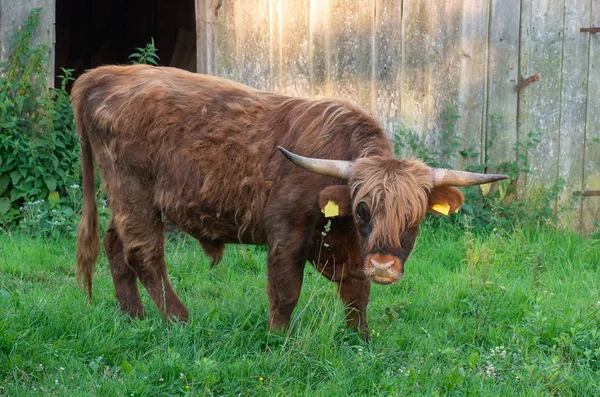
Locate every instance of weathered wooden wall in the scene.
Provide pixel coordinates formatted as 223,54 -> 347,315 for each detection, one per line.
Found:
1,0 -> 598,232
199,0 -> 600,233
0,0 -> 55,82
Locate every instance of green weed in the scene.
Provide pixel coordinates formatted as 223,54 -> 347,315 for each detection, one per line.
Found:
129,38 -> 160,66
0,9 -> 80,233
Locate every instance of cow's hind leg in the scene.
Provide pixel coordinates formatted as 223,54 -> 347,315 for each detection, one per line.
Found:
128,244 -> 189,322
112,196 -> 189,322
104,219 -> 144,318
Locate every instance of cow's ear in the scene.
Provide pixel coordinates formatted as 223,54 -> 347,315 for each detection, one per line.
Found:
428,186 -> 464,215
319,185 -> 352,217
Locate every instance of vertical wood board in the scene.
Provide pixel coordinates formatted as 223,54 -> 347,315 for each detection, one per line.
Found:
517,0 -> 533,199
400,0 -> 432,142
356,0 -> 375,113
522,0 -> 564,201
279,0 -> 310,97
269,0 -> 282,92
428,0 -> 463,168
196,0 -> 214,74
213,0 -> 239,80
486,0 -> 521,170
557,0 -> 592,230
582,1 -> 600,234
330,0 -> 360,101
309,0 -> 332,97
374,0 -> 402,147
238,0 -> 270,90
457,0 -> 489,169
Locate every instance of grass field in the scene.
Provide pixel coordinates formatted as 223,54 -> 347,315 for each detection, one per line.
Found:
1,219 -> 599,396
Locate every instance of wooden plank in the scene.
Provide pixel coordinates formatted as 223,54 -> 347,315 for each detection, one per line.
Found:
582,2 -> 600,234
279,0 -> 310,97
213,0 -> 238,80
374,0 -> 402,151
517,0 -> 533,200
356,0 -> 375,113
330,0 -> 360,101
196,0 -> 217,74
428,0 -> 464,168
400,1 -> 432,144
485,0 -> 521,173
268,0 -> 282,92
309,0 -> 331,97
521,0 -> 564,204
457,0 -> 489,169
0,0 -> 55,84
557,0 -> 592,231
233,0 -> 245,81
238,0 -> 270,89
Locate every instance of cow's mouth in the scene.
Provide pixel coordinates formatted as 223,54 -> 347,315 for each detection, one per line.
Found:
366,270 -> 403,285
369,274 -> 400,285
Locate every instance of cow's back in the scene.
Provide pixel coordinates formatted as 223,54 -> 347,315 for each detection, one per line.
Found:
71,65 -> 392,243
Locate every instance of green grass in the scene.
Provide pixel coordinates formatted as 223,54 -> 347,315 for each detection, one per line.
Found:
1,220 -> 599,396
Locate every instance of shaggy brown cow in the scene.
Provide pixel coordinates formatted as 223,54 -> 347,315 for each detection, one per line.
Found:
73,65 -> 506,339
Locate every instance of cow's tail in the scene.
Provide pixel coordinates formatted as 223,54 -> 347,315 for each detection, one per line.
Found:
75,112 -> 100,302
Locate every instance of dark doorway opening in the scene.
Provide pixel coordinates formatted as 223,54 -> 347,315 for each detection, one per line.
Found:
55,0 -> 196,89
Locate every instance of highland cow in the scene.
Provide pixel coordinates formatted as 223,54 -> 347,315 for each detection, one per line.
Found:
72,65 -> 506,339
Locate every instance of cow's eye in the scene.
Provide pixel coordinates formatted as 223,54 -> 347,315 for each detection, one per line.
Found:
356,202 -> 371,224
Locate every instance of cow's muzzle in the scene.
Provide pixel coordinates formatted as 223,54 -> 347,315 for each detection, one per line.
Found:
364,253 -> 404,285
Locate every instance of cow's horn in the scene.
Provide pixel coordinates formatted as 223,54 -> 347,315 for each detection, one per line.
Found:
431,168 -> 509,187
278,146 -> 353,180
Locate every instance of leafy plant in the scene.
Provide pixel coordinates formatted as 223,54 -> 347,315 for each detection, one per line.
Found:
0,8 -> 81,232
438,103 -> 462,168
129,38 -> 160,66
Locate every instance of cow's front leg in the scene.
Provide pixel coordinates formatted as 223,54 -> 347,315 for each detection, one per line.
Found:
266,248 -> 306,331
338,276 -> 371,340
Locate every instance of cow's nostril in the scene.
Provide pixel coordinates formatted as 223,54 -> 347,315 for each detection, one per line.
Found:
370,258 -> 394,268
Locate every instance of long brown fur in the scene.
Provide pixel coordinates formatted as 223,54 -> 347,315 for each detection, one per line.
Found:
72,64 -> 469,338
350,157 -> 432,251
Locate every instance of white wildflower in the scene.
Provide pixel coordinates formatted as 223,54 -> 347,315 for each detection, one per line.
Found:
485,361 -> 495,378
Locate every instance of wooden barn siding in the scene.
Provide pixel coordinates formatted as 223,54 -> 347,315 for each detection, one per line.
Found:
0,1 -> 597,232
199,0 -> 599,233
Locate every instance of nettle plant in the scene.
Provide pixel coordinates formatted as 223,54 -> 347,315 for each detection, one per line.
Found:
0,11 -> 156,237
393,106 -> 554,230
0,9 -> 81,236
129,38 -> 160,66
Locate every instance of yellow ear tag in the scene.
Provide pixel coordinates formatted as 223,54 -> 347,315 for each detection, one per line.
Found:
432,202 -> 451,216
321,200 -> 340,218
